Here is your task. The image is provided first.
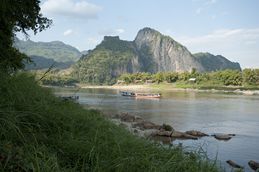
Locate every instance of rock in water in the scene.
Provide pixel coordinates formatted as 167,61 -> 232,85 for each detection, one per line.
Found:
226,160 -> 243,169
185,130 -> 208,137
248,160 -> 259,171
171,131 -> 198,140
154,130 -> 173,137
213,134 -> 233,141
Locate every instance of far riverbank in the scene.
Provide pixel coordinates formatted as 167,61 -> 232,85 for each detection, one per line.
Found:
77,83 -> 259,96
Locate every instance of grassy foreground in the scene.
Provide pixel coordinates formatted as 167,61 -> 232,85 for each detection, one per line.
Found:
0,73 -> 220,172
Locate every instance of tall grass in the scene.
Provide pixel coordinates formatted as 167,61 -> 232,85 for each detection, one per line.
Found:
0,73 -> 221,171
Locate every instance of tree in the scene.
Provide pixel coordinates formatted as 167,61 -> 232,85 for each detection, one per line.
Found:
0,0 -> 52,73
153,72 -> 164,83
242,69 -> 257,85
164,72 -> 178,83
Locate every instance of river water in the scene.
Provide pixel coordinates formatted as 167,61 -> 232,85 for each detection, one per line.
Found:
54,88 -> 259,171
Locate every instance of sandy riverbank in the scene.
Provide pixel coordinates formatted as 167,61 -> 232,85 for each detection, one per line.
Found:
77,84 -> 259,95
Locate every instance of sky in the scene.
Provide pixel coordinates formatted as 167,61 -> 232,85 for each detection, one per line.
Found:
18,0 -> 259,68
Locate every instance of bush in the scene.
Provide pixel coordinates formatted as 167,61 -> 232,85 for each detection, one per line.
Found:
0,73 -> 220,171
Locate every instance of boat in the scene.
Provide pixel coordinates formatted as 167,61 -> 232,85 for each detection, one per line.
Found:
120,91 -> 136,97
120,91 -> 161,98
135,93 -> 161,98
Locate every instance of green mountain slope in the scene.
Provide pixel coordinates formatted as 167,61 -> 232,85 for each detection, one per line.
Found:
73,27 -> 241,84
73,36 -> 138,84
193,52 -> 241,71
14,37 -> 82,63
25,55 -> 73,70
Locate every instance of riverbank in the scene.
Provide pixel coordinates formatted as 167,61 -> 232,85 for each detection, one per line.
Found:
78,83 -> 259,95
0,73 -> 220,171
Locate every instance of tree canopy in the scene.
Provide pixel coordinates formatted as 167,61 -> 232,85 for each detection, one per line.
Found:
0,0 -> 52,73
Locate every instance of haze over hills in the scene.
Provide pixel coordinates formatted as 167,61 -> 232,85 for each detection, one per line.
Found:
14,37 -> 83,70
73,27 -> 241,84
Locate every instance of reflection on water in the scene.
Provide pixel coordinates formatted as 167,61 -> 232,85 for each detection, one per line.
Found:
54,87 -> 259,171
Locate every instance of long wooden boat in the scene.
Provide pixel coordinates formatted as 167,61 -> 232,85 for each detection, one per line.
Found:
120,91 -> 136,97
135,93 -> 161,98
120,91 -> 161,98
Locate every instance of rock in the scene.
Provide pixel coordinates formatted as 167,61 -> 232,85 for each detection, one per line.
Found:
185,130 -> 208,137
248,160 -> 259,171
226,160 -> 244,169
133,121 -> 160,130
134,116 -> 144,123
119,123 -> 128,128
119,113 -> 144,123
154,130 -> 173,137
161,124 -> 174,131
213,134 -> 233,141
120,113 -> 135,122
133,129 -> 139,133
112,113 -> 121,119
171,131 -> 198,140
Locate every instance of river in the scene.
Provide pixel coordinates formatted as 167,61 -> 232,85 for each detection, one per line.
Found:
54,87 -> 259,171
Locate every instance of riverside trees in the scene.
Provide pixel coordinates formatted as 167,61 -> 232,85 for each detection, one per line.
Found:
0,0 -> 52,73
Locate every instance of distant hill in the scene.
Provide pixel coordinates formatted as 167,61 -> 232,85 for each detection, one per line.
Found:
25,56 -> 74,70
193,52 -> 241,71
14,37 -> 82,63
73,27 -> 241,84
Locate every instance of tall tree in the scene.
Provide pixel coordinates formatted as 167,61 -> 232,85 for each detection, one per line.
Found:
0,0 -> 52,73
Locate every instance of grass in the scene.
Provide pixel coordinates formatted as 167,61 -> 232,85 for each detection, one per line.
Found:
0,73 -> 221,171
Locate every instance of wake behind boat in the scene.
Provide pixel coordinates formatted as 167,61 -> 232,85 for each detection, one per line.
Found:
120,91 -> 161,98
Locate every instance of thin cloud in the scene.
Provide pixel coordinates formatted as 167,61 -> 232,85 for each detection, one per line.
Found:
174,28 -> 259,67
196,8 -> 202,14
177,28 -> 259,45
41,0 -> 102,20
98,28 -> 125,35
115,29 -> 125,34
63,29 -> 73,36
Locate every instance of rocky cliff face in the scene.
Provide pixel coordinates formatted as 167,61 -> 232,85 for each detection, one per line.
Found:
74,27 -> 241,83
134,28 -> 204,72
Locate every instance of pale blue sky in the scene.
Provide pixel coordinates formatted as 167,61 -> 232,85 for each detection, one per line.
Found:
18,0 -> 259,68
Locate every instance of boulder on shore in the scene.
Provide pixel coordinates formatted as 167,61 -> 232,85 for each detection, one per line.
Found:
153,130 -> 173,137
160,124 -> 174,131
152,130 -> 198,140
248,160 -> 259,171
185,130 -> 208,137
133,121 -> 161,130
120,113 -> 144,123
226,160 -> 243,169
120,113 -> 135,122
171,131 -> 198,140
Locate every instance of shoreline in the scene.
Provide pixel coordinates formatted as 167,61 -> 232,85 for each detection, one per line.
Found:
77,84 -> 259,96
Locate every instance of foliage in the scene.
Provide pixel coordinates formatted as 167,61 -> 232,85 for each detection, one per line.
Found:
73,37 -> 137,85
153,72 -> 165,83
164,72 -> 179,83
0,73 -> 220,171
14,38 -> 81,63
0,0 -> 52,73
213,70 -> 242,86
118,69 -> 259,87
242,68 -> 259,85
34,69 -> 78,86
25,55 -> 74,70
193,52 -> 241,71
